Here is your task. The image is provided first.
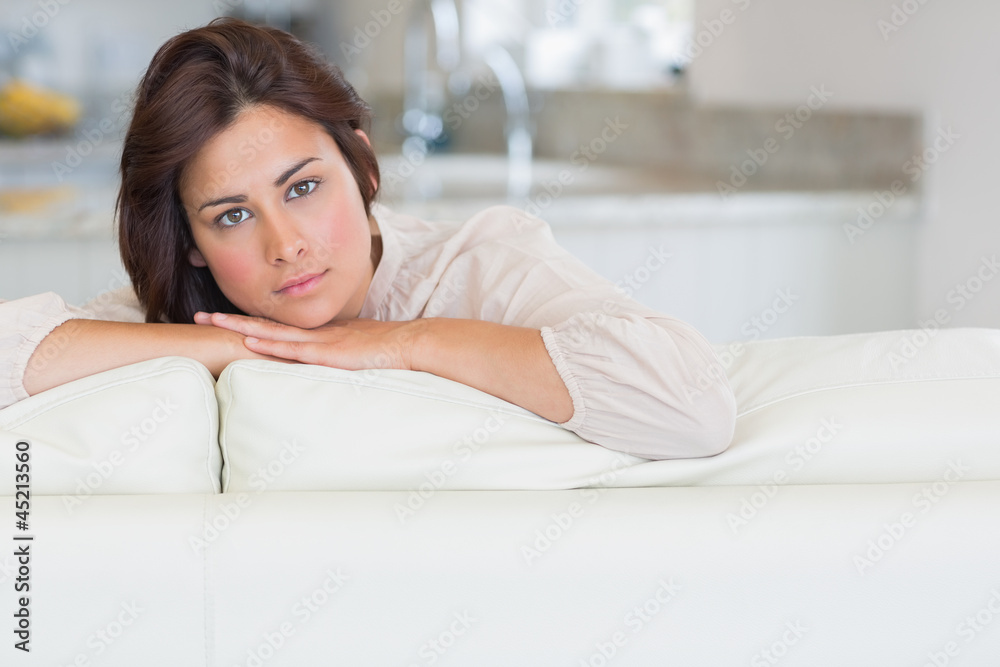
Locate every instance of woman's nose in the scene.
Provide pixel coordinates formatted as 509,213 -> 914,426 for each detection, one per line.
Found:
262,212 -> 308,264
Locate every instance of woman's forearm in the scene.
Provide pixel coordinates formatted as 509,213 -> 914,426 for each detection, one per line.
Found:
188,312 -> 575,424
22,319 -> 273,397
407,318 -> 575,424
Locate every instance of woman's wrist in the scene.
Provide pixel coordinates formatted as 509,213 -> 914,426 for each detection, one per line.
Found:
403,317 -> 435,373
200,325 -> 284,375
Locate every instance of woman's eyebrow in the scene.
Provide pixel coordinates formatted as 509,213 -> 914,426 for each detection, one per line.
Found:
198,194 -> 247,212
197,157 -> 322,212
273,157 -> 321,188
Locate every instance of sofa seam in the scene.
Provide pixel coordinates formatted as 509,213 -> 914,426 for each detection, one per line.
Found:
218,371 -> 234,493
0,364 -> 196,427
201,494 -> 214,667
737,374 -> 1000,417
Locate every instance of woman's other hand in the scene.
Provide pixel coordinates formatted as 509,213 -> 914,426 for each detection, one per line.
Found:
194,312 -> 417,372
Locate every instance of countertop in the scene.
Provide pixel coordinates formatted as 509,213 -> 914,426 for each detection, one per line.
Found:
0,142 -> 922,240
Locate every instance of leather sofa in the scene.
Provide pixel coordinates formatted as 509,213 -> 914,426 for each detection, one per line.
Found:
2,326 -> 999,665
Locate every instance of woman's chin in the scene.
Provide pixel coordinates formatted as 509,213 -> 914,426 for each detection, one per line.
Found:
270,306 -> 341,330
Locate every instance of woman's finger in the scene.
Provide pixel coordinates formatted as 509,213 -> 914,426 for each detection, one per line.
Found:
203,312 -> 313,341
242,337 -> 337,366
243,333 -> 403,370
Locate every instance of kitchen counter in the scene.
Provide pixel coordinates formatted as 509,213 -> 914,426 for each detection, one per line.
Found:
0,147 -> 920,240
1,143 -> 923,341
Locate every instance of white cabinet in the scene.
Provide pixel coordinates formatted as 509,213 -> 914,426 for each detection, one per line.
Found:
550,209 -> 918,342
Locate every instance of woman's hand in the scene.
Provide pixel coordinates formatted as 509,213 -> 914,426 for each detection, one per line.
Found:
193,312 -> 419,371
194,312 -> 575,424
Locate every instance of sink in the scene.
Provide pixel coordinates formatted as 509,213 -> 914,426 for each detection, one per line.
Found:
374,152 -> 734,227
377,152 -> 710,202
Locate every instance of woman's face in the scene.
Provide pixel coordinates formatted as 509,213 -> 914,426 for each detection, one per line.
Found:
179,104 -> 376,328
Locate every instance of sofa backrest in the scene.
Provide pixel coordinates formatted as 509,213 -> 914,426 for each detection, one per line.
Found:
3,327 -> 999,496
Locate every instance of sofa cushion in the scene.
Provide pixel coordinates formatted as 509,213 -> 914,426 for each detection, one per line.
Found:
218,327 -> 1000,492
615,326 -> 1000,486
0,356 -> 221,498
216,361 -> 639,492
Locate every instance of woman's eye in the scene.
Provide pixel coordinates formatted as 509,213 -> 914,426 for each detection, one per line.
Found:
218,208 -> 249,226
289,180 -> 318,199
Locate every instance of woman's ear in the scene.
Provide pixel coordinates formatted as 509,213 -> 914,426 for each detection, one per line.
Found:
188,247 -> 208,268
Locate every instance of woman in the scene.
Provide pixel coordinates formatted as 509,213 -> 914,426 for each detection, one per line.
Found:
0,18 -> 735,460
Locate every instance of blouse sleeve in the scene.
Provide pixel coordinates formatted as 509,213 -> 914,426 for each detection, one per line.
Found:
439,206 -> 737,460
539,311 -> 736,460
0,288 -> 144,410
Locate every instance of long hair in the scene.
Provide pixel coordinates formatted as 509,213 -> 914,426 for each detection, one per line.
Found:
117,18 -> 380,323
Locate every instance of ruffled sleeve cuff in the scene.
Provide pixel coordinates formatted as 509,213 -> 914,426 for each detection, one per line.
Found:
539,324 -> 587,431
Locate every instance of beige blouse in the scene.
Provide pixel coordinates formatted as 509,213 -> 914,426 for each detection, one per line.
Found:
0,204 -> 736,459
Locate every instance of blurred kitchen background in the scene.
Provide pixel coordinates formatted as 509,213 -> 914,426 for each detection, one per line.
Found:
0,0 -> 996,343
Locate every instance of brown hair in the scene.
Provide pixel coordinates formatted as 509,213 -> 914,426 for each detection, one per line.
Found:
117,18 -> 380,323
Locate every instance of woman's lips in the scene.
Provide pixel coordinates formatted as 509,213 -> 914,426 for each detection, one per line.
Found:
276,271 -> 326,296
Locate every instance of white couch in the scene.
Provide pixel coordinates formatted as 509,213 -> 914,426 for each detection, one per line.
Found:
2,327 -> 1000,665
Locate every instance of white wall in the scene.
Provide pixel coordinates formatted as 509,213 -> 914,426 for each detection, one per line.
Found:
688,0 -> 1000,329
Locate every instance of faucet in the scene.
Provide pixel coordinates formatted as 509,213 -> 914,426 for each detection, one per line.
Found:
401,0 -> 461,157
401,0 -> 533,202
481,45 -> 533,203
